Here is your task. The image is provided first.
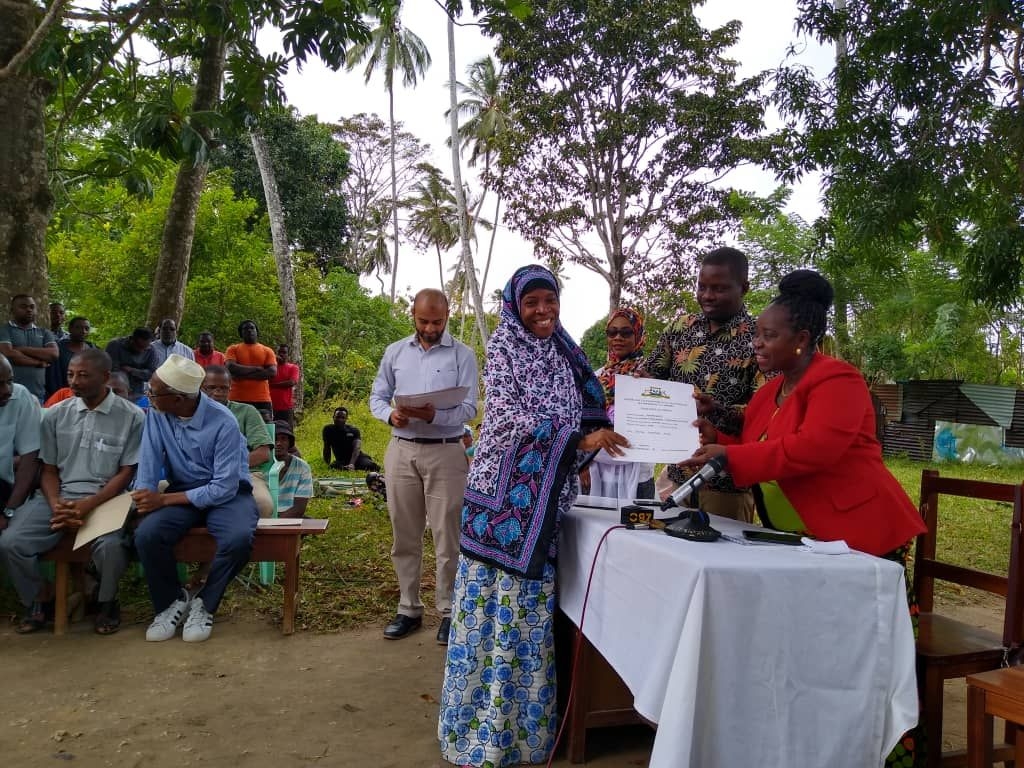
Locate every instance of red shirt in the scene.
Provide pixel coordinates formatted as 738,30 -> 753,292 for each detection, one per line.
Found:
193,349 -> 226,368
270,362 -> 300,410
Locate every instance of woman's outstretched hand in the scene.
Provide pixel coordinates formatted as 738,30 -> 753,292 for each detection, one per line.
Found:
579,428 -> 630,457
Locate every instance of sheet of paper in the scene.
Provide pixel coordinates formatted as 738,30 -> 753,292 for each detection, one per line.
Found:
257,518 -> 305,527
393,385 -> 469,411
611,376 -> 700,464
73,493 -> 134,550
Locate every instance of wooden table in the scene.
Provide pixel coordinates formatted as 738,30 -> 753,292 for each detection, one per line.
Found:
44,518 -> 329,635
966,666 -> 1024,768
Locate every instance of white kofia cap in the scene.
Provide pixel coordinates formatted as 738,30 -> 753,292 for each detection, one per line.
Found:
155,354 -> 205,394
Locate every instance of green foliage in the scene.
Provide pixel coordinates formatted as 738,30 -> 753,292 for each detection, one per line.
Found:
297,268 -> 411,401
48,166 -> 280,346
775,1 -> 1024,308
486,0 -> 778,309
214,109 -> 352,272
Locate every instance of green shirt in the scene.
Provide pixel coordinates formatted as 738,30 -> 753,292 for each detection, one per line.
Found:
227,400 -> 272,451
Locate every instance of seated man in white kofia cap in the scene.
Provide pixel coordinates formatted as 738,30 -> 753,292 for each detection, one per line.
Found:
131,354 -> 257,643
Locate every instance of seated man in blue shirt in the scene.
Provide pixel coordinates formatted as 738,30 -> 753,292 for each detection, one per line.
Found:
131,354 -> 257,643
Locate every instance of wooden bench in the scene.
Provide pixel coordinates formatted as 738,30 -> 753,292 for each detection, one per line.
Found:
42,518 -> 329,636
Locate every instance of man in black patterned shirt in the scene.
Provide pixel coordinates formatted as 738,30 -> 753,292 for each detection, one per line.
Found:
643,247 -> 763,522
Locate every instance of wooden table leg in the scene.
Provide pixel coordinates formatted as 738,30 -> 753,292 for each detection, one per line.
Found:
53,561 -> 69,636
967,684 -> 993,768
282,539 -> 300,635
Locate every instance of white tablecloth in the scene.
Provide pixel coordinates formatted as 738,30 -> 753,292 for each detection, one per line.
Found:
559,505 -> 919,768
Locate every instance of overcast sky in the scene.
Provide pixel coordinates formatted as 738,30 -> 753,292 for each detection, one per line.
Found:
262,1 -> 834,338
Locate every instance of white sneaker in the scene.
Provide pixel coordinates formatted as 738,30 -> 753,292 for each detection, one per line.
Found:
145,590 -> 191,642
182,597 -> 214,643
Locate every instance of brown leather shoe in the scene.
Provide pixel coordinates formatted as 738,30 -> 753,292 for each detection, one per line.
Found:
383,614 -> 422,640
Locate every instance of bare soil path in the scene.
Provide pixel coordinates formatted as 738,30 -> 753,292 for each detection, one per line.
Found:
1,600 -> 1001,767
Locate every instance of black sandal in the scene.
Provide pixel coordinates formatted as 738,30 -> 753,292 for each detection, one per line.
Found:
15,602 -> 48,634
94,600 -> 121,635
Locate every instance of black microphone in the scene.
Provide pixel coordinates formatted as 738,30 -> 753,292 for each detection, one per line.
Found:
661,455 -> 726,511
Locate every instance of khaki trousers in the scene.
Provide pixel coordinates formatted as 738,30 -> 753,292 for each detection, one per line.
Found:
383,437 -> 468,618
698,488 -> 755,524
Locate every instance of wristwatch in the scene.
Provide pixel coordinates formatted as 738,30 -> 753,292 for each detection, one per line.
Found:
2,508 -> 15,519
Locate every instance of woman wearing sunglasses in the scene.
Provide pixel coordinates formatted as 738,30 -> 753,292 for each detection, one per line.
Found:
588,308 -> 656,499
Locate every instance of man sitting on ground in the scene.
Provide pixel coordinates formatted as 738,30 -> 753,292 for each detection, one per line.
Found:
0,356 -> 41,523
106,327 -> 157,401
193,331 -> 226,368
0,349 -> 144,634
273,421 -> 313,518
322,406 -> 380,471
131,354 -> 257,643
200,365 -> 274,517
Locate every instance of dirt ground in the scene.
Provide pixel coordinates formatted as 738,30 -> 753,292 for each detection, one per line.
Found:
0,613 -> 653,768
0,602 -> 1001,768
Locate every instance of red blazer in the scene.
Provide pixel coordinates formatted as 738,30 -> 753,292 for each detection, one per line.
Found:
719,353 -> 925,556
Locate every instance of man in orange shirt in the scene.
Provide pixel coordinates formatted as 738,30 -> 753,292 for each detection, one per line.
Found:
225,320 -> 276,415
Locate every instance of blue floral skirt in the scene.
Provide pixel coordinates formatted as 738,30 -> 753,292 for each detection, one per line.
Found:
438,554 -> 558,767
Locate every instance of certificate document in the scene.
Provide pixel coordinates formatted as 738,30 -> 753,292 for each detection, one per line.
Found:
611,376 -> 700,463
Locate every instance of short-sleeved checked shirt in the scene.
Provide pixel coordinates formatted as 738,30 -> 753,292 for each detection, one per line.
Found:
277,455 -> 313,515
0,321 -> 57,400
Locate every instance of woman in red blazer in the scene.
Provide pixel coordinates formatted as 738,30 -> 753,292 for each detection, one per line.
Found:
687,270 -> 925,557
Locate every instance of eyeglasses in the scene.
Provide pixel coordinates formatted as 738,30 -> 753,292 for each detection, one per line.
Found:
148,390 -> 180,400
605,328 -> 635,339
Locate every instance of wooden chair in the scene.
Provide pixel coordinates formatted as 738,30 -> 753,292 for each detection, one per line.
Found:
914,469 -> 1024,768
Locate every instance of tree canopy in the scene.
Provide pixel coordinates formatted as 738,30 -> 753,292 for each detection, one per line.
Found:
775,0 -> 1024,307
485,0 -> 777,311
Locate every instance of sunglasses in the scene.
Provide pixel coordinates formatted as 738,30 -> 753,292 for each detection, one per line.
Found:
605,328 -> 636,339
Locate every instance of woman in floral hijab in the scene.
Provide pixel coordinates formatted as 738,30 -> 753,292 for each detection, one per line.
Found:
439,265 -> 627,767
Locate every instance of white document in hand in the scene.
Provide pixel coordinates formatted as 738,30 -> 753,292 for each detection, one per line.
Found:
73,493 -> 134,550
393,386 -> 469,411
611,376 -> 700,464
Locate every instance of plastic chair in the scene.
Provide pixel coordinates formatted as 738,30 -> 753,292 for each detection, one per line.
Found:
914,469 -> 1024,768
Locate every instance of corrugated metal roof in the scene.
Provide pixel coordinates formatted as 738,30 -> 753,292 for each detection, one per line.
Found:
959,384 -> 1017,429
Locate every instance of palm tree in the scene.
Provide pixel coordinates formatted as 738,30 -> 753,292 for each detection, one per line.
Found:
406,166 -> 459,288
450,55 -> 509,298
446,17 -> 489,349
362,204 -> 392,296
346,0 -> 431,303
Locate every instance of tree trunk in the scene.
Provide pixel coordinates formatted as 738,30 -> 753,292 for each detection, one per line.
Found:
388,84 -> 400,303
0,0 -> 53,310
250,126 -> 304,416
480,191 -> 502,298
145,33 -> 226,328
436,245 -> 445,289
447,18 -> 488,349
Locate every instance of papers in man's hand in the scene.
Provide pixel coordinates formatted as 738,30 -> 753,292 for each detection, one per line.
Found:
257,518 -> 305,527
74,493 -> 134,550
393,386 -> 469,411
